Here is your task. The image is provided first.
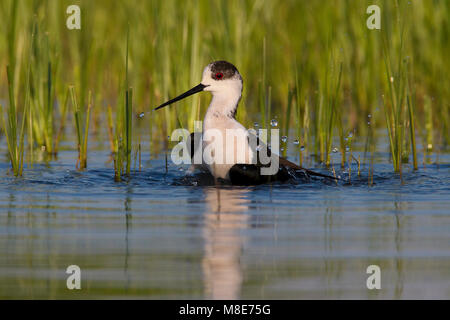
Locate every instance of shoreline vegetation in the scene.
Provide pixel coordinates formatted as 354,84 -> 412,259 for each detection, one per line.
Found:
0,0 -> 448,180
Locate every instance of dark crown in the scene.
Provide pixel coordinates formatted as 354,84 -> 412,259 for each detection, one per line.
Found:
210,61 -> 241,80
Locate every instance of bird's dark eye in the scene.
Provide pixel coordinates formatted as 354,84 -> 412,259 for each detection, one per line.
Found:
214,72 -> 224,80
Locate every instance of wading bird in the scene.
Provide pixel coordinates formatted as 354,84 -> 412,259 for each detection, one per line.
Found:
154,60 -> 334,185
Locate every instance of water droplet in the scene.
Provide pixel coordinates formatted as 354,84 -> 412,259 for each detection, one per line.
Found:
300,146 -> 305,151
332,147 -> 338,153
138,112 -> 145,118
390,76 -> 394,83
348,132 -> 353,138
281,136 -> 287,143
346,146 -> 350,152
270,119 -> 278,127
368,114 -> 372,118
254,122 -> 259,128
280,147 -> 284,152
368,121 -> 371,125
293,139 -> 300,145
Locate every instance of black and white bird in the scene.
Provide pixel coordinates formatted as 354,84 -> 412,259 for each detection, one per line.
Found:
154,60 -> 334,185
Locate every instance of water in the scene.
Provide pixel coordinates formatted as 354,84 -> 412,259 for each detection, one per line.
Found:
0,145 -> 449,299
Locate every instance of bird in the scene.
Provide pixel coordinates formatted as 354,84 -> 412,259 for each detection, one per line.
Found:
154,60 -> 335,185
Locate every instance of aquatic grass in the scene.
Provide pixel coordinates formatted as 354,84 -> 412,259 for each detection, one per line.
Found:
259,38 -> 268,130
406,81 -> 418,171
1,66 -> 27,176
106,104 -> 115,153
0,0 -> 448,174
53,89 -> 70,154
281,84 -> 293,158
112,26 -> 133,180
70,86 -> 91,170
125,87 -> 133,175
293,65 -> 304,165
332,63 -> 344,168
6,0 -> 18,80
22,19 -> 70,159
30,59 -> 56,155
380,4 -> 419,174
382,51 -> 402,173
21,20 -> 36,169
112,86 -> 125,181
314,58 -> 343,167
366,112 -> 375,186
302,99 -> 310,166
422,95 -> 433,156
125,26 -> 131,176
345,130 -> 356,182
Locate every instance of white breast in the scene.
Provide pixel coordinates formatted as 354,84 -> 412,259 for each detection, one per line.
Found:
202,115 -> 254,180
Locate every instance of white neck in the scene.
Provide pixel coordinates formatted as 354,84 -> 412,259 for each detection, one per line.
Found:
200,85 -> 253,179
205,87 -> 241,120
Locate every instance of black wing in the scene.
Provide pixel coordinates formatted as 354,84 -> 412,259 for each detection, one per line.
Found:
247,131 -> 337,180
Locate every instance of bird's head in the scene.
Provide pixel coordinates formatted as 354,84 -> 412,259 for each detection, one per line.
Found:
154,60 -> 242,111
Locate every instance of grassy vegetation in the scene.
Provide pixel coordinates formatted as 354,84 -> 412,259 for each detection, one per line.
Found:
0,0 -> 448,178
110,26 -> 133,181
0,66 -> 26,176
70,86 -> 91,169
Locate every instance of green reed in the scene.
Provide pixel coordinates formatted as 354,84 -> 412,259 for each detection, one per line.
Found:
313,58 -> 343,166
422,96 -> 433,156
281,84 -> 293,158
380,2 -> 419,174
0,0 -> 448,176
29,35 -> 56,156
406,81 -> 418,170
125,87 -> 133,175
112,85 -> 133,180
1,66 -> 27,176
70,86 -> 91,169
112,26 -> 133,181
293,64 -> 309,166
112,86 -> 124,181
329,63 -> 343,168
6,0 -> 18,79
53,89 -> 70,155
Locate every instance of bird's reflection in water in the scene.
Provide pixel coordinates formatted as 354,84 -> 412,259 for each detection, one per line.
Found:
202,187 -> 250,299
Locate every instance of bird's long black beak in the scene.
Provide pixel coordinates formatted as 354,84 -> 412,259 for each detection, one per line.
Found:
154,83 -> 207,111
